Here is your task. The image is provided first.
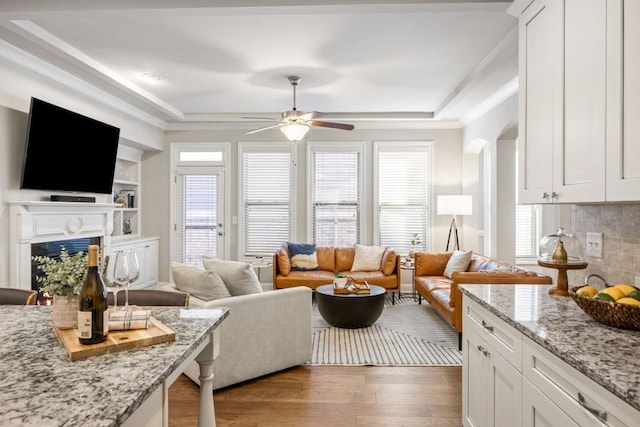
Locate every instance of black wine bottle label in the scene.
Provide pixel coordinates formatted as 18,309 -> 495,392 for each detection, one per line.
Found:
78,244 -> 109,345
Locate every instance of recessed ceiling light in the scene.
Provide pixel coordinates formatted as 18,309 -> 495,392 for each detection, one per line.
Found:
140,73 -> 164,83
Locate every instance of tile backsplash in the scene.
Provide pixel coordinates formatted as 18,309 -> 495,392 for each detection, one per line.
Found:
572,204 -> 640,287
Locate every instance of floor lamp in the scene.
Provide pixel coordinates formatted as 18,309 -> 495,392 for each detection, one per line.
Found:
437,195 -> 472,251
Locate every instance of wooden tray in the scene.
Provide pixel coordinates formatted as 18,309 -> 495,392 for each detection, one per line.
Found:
334,283 -> 371,294
55,317 -> 175,361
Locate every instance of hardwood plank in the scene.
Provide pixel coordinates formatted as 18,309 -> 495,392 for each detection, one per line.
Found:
169,365 -> 462,426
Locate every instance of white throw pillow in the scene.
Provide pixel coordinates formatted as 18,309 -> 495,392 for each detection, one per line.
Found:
351,244 -> 386,272
443,250 -> 473,279
202,257 -> 263,296
171,262 -> 231,301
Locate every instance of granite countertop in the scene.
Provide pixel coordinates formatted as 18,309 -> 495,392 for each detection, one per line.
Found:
0,305 -> 229,427
459,284 -> 640,412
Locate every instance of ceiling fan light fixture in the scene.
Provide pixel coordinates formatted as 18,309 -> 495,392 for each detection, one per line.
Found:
280,123 -> 309,142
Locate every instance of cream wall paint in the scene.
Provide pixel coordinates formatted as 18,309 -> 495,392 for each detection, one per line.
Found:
496,138 -> 516,264
461,93 -> 518,255
151,128 -> 462,282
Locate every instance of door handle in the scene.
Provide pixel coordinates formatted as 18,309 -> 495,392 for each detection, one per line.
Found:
218,231 -> 224,236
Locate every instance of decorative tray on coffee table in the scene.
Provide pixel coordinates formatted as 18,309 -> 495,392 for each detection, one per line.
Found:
333,281 -> 371,294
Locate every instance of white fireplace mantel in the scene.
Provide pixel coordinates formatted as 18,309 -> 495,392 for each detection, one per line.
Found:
9,201 -> 115,290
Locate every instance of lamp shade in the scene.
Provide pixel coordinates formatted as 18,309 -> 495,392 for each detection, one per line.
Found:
437,195 -> 472,216
280,123 -> 309,142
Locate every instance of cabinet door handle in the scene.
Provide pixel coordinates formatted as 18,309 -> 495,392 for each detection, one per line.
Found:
551,191 -> 559,199
542,192 -> 550,199
477,345 -> 484,352
481,320 -> 494,332
578,392 -> 607,422
483,349 -> 490,357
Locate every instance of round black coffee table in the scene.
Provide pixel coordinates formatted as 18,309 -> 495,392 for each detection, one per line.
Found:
315,284 -> 386,328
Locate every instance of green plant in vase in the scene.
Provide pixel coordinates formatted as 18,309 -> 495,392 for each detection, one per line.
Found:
409,233 -> 422,259
334,270 -> 348,288
33,245 -> 88,329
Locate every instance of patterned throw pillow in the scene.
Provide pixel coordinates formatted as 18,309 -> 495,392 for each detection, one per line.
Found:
287,242 -> 318,271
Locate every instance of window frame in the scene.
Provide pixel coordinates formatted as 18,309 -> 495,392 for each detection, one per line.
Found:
238,142 -> 296,259
170,142 -> 230,264
306,141 -> 366,245
373,140 -> 433,253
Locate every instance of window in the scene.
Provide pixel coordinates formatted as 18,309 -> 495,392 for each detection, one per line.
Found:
240,144 -> 293,257
375,142 -> 431,255
309,144 -> 362,247
515,204 -> 541,261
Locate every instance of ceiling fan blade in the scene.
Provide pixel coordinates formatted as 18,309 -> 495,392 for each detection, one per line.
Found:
245,123 -> 285,135
298,111 -> 325,121
242,116 -> 280,121
310,120 -> 355,131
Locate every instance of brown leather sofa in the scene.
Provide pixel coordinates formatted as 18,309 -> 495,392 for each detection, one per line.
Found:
273,246 -> 401,299
414,252 -> 552,335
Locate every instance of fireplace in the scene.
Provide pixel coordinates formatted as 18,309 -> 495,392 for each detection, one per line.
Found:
9,201 -> 115,291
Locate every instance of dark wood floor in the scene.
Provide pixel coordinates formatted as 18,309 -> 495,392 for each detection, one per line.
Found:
168,365 -> 462,426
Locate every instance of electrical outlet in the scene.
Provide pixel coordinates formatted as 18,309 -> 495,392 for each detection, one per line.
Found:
585,232 -> 603,258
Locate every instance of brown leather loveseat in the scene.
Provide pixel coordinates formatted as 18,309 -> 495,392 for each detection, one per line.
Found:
414,251 -> 552,334
273,246 -> 401,299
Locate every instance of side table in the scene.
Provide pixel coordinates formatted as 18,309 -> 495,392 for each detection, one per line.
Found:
251,259 -> 273,283
401,258 -> 416,301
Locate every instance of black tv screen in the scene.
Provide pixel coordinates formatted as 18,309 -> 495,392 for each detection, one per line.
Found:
20,97 -> 121,195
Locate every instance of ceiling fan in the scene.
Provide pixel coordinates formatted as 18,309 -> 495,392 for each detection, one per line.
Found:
244,76 -> 355,141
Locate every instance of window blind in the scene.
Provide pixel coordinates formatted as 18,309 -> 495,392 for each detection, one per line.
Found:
313,151 -> 359,247
378,149 -> 430,255
180,174 -> 218,267
243,151 -> 291,255
515,204 -> 540,258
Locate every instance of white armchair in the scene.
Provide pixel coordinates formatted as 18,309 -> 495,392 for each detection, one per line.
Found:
158,284 -> 312,390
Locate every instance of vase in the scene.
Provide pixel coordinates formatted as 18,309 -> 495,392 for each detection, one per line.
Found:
52,295 -> 79,329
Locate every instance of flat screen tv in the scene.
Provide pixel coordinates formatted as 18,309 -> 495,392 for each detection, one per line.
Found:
20,97 -> 121,195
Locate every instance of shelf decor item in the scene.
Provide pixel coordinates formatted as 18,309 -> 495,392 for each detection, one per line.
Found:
32,246 -> 88,329
538,228 -> 587,296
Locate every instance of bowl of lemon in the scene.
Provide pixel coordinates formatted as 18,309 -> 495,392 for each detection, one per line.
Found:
570,284 -> 640,330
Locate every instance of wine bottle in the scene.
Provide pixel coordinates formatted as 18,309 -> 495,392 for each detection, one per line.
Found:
78,244 -> 109,344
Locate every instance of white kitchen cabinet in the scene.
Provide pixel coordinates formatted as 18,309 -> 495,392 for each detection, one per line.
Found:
463,298 -> 523,427
522,379 -> 579,427
606,0 -> 640,201
523,335 -> 638,427
463,294 -> 640,427
110,236 -> 159,289
515,0 -> 608,204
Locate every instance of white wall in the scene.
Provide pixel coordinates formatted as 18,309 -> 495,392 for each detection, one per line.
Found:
147,127 -> 463,282
0,55 -> 164,287
461,93 -> 518,255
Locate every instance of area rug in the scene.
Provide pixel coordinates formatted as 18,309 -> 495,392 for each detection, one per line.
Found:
311,294 -> 462,366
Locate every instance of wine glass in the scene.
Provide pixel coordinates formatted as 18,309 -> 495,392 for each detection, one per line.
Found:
122,251 -> 140,311
103,252 -> 129,311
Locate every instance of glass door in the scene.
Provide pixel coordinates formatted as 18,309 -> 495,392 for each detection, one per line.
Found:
174,167 -> 225,267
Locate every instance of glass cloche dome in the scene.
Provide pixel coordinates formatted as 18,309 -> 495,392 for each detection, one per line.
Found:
539,227 -> 584,263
